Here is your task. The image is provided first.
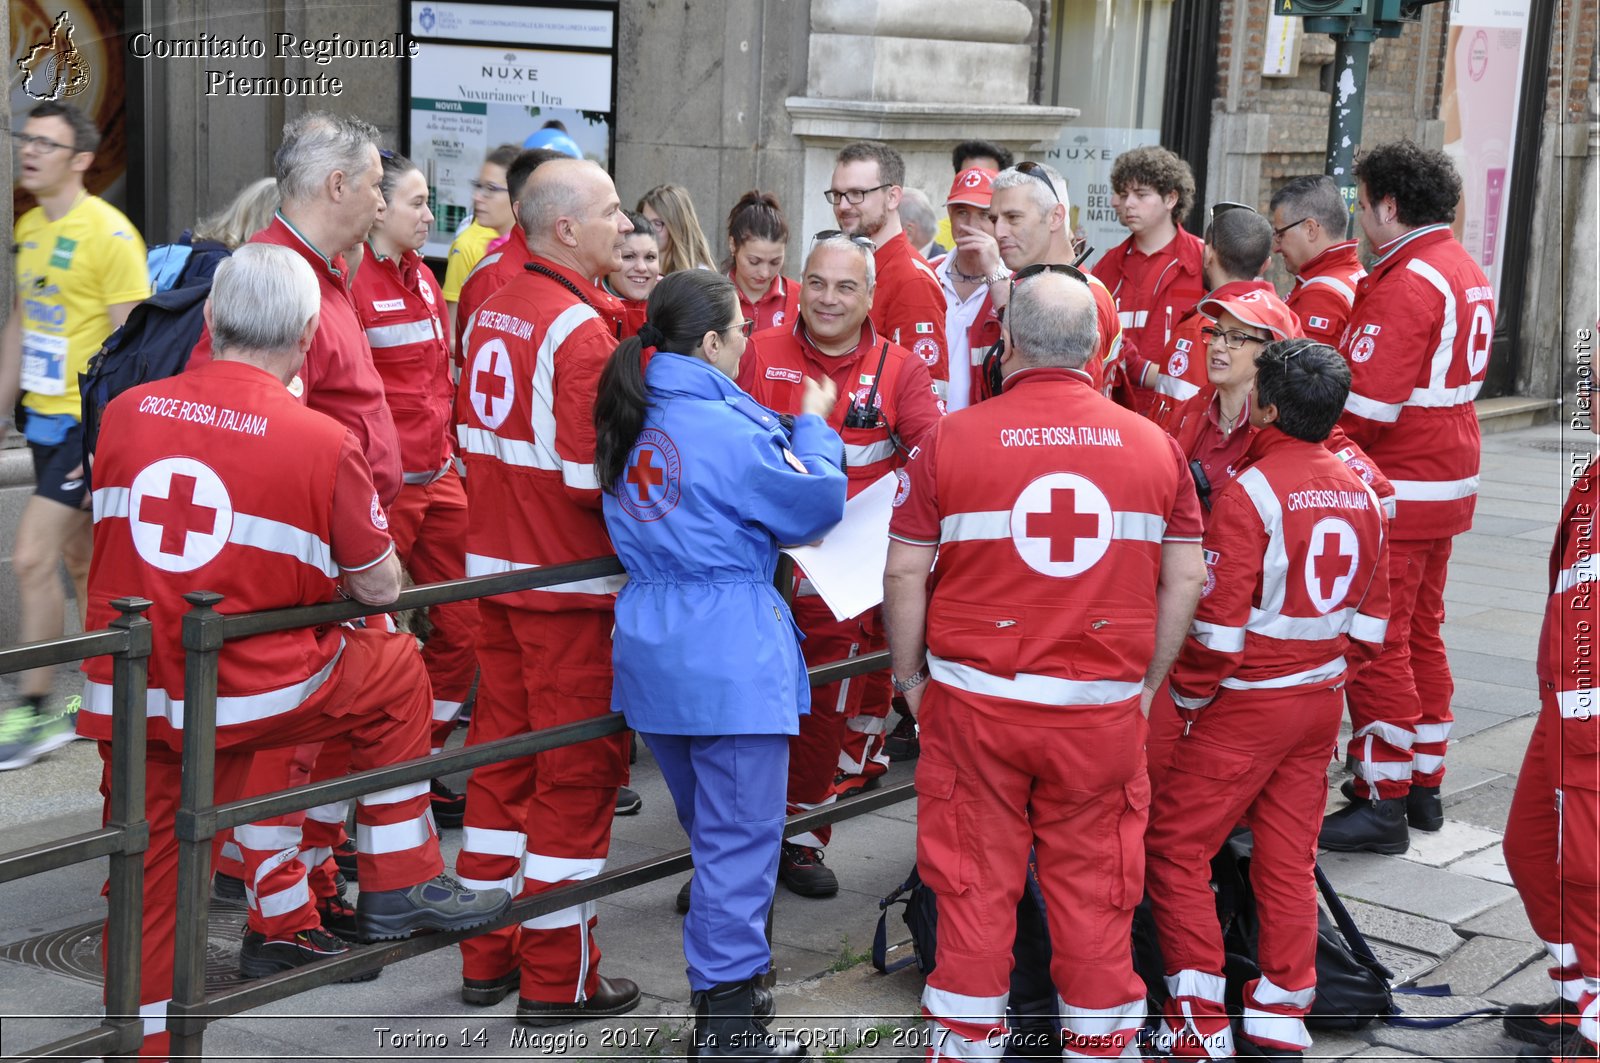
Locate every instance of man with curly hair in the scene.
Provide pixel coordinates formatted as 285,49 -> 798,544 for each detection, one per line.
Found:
1319,140 -> 1494,853
1090,146 -> 1206,412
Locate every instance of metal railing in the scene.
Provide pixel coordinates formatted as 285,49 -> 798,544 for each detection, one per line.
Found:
1,556 -> 907,1061
0,599 -> 153,1061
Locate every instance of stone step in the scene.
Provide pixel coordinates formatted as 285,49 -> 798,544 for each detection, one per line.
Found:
1477,396 -> 1559,435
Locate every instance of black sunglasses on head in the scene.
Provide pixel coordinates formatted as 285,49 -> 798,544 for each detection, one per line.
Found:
1211,200 -> 1259,222
1007,261 -> 1088,303
809,229 -> 877,252
1015,161 -> 1061,204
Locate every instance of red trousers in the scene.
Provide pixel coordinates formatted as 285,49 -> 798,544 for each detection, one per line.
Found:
388,472 -> 480,749
838,669 -> 894,783
786,599 -> 876,848
101,628 -> 441,1060
1144,685 -> 1344,1058
456,603 -> 627,1004
916,686 -> 1149,1061
213,743 -> 341,933
1504,683 -> 1600,1045
1346,537 -> 1454,798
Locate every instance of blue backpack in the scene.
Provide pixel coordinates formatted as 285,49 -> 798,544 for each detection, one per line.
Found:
79,237 -> 231,483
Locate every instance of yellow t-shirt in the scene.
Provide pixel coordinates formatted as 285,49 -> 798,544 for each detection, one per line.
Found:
14,195 -> 150,418
442,221 -> 499,302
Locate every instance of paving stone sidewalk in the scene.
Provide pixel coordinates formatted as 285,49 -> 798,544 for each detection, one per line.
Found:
0,419 -> 1585,1061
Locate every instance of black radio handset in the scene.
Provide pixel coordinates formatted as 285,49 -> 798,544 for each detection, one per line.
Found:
843,341 -> 892,430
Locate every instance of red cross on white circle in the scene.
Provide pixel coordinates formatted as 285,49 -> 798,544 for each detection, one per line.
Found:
1304,516 -> 1360,613
1009,472 -> 1113,577
129,457 -> 234,573
468,337 -> 515,428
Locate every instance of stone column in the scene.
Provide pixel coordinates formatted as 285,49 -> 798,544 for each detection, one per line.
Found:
1553,54 -> 1599,395
786,0 -> 1074,241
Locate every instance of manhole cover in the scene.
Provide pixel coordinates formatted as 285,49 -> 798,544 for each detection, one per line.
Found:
1367,940 -> 1438,987
0,897 -> 255,990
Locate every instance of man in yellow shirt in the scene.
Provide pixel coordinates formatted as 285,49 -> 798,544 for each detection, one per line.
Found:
443,143 -> 518,335
0,101 -> 149,770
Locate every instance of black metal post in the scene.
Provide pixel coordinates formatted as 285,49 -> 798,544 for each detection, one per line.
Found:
105,597 -> 153,1060
1324,7 -> 1379,236
168,591 -> 225,1061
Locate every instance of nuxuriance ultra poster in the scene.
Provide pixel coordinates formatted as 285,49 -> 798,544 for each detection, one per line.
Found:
405,2 -> 616,258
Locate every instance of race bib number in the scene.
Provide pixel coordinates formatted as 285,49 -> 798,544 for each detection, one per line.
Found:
21,330 -> 69,396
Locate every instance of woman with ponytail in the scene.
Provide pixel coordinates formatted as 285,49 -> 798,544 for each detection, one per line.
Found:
723,190 -> 799,332
594,270 -> 844,1060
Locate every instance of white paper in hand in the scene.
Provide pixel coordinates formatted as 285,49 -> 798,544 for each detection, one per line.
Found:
780,471 -> 897,622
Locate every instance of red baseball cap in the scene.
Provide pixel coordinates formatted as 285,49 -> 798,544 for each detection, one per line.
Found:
946,167 -> 995,209
1198,288 -> 1300,342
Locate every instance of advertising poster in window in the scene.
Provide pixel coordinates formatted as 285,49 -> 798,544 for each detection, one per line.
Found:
1440,0 -> 1531,301
1042,127 -> 1163,269
405,2 -> 616,259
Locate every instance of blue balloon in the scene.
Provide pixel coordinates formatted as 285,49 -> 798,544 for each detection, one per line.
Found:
523,128 -> 583,158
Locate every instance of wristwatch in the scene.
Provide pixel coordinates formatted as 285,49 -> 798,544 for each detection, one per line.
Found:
891,666 -> 929,693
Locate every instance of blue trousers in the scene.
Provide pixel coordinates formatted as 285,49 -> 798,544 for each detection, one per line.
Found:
642,732 -> 788,990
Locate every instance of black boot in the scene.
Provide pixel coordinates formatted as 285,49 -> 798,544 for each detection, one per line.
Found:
692,979 -> 807,1061
1407,784 -> 1444,832
1319,796 -> 1409,854
1337,777 -> 1370,805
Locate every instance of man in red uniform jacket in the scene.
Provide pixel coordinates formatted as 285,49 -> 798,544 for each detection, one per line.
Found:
1091,145 -> 1207,413
884,269 -> 1206,1062
930,167 -> 1005,414
453,158 -> 641,1025
738,233 -> 943,898
189,112 -> 400,506
1145,340 -> 1390,1061
1500,363 -> 1600,1062
985,162 -> 1124,397
81,246 -> 507,1061
829,140 -> 950,397
1269,175 -> 1366,350
1320,141 -> 1494,852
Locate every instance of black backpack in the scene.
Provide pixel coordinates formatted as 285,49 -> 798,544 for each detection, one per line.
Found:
79,238 -> 231,482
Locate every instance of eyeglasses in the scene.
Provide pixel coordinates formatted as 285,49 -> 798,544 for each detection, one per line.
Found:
470,180 -> 508,195
1007,261 -> 1088,304
1201,325 -> 1269,350
823,184 -> 890,206
809,229 -> 877,253
1273,216 -> 1311,238
1015,161 -> 1061,204
10,132 -> 77,155
725,318 -> 756,338
1211,201 -> 1258,222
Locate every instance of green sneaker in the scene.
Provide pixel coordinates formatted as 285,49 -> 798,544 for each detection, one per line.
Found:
0,705 -> 44,771
29,695 -> 81,757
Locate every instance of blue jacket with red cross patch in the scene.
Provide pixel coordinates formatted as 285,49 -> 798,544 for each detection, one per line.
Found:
603,351 -> 847,735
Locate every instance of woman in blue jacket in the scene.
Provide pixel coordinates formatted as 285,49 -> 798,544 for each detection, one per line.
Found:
595,270 -> 845,1060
